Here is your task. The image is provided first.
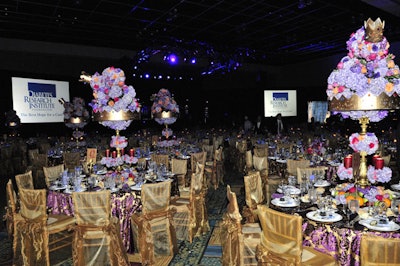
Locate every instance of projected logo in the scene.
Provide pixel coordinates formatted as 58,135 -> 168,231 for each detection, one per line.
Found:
271,92 -> 288,108
24,82 -> 56,110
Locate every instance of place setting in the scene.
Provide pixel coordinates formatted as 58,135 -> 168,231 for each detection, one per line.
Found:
306,195 -> 342,223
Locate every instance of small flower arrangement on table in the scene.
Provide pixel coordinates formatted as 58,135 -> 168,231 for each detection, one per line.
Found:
334,183 -> 393,208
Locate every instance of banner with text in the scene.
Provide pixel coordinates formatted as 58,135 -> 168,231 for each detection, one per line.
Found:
264,90 -> 297,117
12,77 -> 70,123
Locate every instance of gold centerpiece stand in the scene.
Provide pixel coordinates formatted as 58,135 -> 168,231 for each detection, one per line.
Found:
330,93 -> 400,187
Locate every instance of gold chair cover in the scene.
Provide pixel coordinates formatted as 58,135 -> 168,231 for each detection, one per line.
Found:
202,144 -> 214,161
63,152 -> 81,171
286,159 -> 310,177
5,179 -> 18,240
254,144 -> 269,157
205,147 -> 224,190
14,188 -> 50,266
360,233 -> 400,265
243,171 -> 264,223
31,153 -> 48,184
171,158 -> 188,187
296,166 -> 327,184
28,149 -> 39,165
151,154 -> 170,170
15,170 -> 34,191
72,190 -> 128,266
131,181 -> 177,265
245,150 -> 253,173
256,205 -> 337,266
220,185 -> 261,266
235,140 -> 247,174
43,164 -> 65,188
253,155 -> 269,177
189,151 -> 207,186
171,169 -> 210,242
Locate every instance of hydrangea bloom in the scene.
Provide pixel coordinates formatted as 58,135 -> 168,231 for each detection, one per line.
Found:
327,24 -> 400,121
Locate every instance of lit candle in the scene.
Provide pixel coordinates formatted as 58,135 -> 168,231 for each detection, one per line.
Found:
112,151 -> 117,158
375,158 -> 384,169
372,154 -> 380,166
106,149 -> 110,157
130,149 -> 134,157
344,155 -> 352,169
121,148 -> 125,155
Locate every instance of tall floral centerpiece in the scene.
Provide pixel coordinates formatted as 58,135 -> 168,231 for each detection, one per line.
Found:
151,88 -> 179,140
60,97 -> 90,147
80,67 -> 140,171
327,18 -> 398,190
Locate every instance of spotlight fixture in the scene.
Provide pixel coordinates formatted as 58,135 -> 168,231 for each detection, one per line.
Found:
167,54 -> 178,64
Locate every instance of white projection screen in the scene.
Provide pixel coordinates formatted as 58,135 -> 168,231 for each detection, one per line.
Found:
12,77 -> 70,123
264,90 -> 297,117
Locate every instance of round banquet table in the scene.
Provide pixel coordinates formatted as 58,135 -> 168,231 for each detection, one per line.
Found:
270,198 -> 400,266
47,189 -> 142,252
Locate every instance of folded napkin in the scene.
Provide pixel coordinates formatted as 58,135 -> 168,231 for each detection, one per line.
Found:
272,193 -> 284,199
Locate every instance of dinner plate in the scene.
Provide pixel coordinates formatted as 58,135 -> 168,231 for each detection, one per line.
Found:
96,170 -> 107,175
271,198 -> 299,207
328,161 -> 341,167
314,180 -> 331,187
180,155 -> 190,159
277,186 -> 301,195
130,185 -> 142,191
110,187 -> 119,193
306,211 -> 342,223
359,219 -> 400,232
49,185 -> 68,190
276,159 -> 287,164
391,184 -> 400,191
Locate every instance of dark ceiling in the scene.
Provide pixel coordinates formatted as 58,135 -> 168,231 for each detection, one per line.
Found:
1,0 -> 400,66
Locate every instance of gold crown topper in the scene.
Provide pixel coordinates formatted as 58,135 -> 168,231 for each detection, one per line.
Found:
364,17 -> 385,43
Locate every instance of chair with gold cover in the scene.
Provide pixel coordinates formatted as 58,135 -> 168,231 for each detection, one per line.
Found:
63,152 -> 81,171
130,181 -> 177,265
5,179 -> 19,240
188,151 -> 207,186
202,144 -> 214,162
220,185 -> 261,266
15,170 -> 34,191
31,153 -> 48,188
296,166 -> 327,184
256,205 -> 337,266
72,190 -> 129,266
360,233 -> 400,265
286,159 -> 310,178
245,150 -> 253,174
170,168 -> 210,243
253,144 -> 269,157
151,153 -> 170,170
205,146 -> 224,190
242,171 -> 264,223
171,158 -> 189,197
235,140 -> 248,174
14,188 -> 76,266
43,164 -> 65,188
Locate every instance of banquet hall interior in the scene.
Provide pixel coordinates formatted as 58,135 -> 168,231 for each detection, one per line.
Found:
3,0 -> 400,265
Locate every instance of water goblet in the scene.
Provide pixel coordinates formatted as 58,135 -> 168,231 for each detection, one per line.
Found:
391,199 -> 400,216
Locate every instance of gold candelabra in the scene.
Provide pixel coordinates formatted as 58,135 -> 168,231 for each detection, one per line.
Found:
357,116 -> 370,187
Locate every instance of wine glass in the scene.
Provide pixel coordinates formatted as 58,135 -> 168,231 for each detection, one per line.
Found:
347,199 -> 360,227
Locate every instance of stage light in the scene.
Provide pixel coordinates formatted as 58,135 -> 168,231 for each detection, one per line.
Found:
168,54 -> 178,64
